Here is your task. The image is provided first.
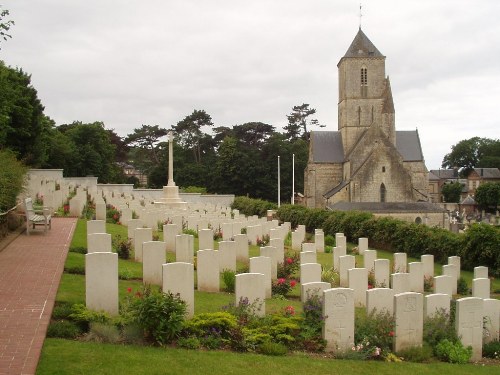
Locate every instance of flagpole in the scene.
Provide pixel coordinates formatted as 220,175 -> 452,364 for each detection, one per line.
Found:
291,153 -> 295,205
277,156 -> 281,207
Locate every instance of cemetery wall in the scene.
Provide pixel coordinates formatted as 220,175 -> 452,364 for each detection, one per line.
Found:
27,169 -> 64,180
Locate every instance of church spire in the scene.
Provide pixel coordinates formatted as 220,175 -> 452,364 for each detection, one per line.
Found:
341,28 -> 384,59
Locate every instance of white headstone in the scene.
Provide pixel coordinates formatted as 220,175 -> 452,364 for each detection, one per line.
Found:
300,263 -> 322,286
483,298 -> 500,344
269,237 -> 284,264
301,281 -> 331,303
163,223 -> 179,253
87,220 -> 106,236
249,256 -> 272,299
235,273 -> 266,317
234,234 -> 249,262
455,297 -> 484,361
260,246 -> 278,279
374,259 -> 390,288
300,251 -> 317,265
127,219 -> 143,239
421,254 -> 434,279
134,227 -> 152,262
87,233 -> 112,253
394,292 -> 423,352
85,252 -> 118,315
473,266 -> 488,279
424,293 -> 450,318
408,262 -> 424,293
472,278 -> 490,299
339,255 -> 355,287
393,253 -> 407,273
163,262 -> 194,318
348,268 -> 368,307
198,228 -> 214,251
391,273 -> 410,295
301,242 -> 316,253
448,256 -> 461,281
176,234 -> 194,264
218,240 -> 236,272
358,237 -> 368,255
333,246 -> 347,272
142,241 -> 166,286
366,288 -> 394,315
363,250 -> 377,272
323,288 -> 354,352
315,231 -> 325,253
442,264 -> 458,295
433,275 -> 453,297
196,250 -> 219,292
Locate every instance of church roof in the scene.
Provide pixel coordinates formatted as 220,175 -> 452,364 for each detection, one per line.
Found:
310,130 -> 424,163
395,131 -> 424,161
342,28 -> 384,59
310,131 -> 344,163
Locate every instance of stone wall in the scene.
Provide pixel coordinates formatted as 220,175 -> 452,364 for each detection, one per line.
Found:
304,163 -> 343,208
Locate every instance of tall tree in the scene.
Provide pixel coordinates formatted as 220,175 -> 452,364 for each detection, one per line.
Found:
172,109 -> 213,163
442,137 -> 500,176
0,5 -> 14,49
125,124 -> 167,166
284,103 -> 323,140
441,182 -> 462,203
474,182 -> 500,212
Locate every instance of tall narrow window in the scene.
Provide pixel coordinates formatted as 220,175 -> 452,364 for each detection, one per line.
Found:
380,183 -> 386,202
361,67 -> 368,98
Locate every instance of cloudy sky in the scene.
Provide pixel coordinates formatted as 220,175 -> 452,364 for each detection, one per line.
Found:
1,0 -> 499,169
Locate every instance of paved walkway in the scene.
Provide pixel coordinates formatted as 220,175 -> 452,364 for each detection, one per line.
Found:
0,218 -> 77,375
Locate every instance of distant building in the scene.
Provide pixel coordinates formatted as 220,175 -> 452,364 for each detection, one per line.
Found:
467,168 -> 500,195
120,163 -> 147,186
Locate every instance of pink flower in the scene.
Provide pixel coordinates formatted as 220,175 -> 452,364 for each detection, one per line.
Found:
290,280 -> 297,288
368,284 -> 373,289
286,258 -> 293,264
277,278 -> 285,285
389,331 -> 394,337
284,305 -> 295,316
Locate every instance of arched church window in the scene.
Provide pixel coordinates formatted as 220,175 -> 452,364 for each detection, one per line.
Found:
380,183 -> 386,202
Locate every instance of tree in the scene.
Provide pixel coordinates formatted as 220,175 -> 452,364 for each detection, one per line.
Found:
0,6 -> 14,49
172,110 -> 213,163
442,137 -> 500,176
441,182 -> 462,203
284,103 -> 323,140
474,182 -> 500,211
125,124 -> 167,166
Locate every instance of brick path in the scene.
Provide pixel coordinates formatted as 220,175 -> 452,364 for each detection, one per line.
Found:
0,218 -> 77,375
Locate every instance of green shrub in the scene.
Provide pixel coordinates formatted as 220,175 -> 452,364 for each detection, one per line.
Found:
231,196 -> 277,217
297,293 -> 326,352
69,246 -> 87,254
423,309 -> 459,350
182,312 -> 237,339
64,264 -> 85,275
271,278 -> 296,297
482,340 -> 500,359
222,269 -> 236,293
277,252 -> 299,279
46,320 -> 82,339
321,267 -> 339,286
84,322 -> 121,344
460,224 -> 500,277
397,344 -> 434,363
52,302 -> 74,320
457,277 -> 470,295
69,304 -> 111,331
435,339 -> 472,364
0,150 -> 27,215
182,229 -> 198,238
355,309 -> 395,353
177,336 -> 201,349
258,341 -> 288,356
112,235 -> 132,259
324,235 -> 335,246
129,287 -> 187,345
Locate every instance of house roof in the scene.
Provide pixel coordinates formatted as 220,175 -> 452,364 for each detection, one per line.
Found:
310,131 -> 344,163
460,195 -> 476,205
310,130 -> 424,163
328,201 -> 447,213
472,168 -> 500,179
429,169 -> 459,179
428,171 -> 440,181
342,28 -> 384,59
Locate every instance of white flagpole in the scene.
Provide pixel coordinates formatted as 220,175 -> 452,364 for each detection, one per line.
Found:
291,153 -> 295,205
278,156 -> 281,208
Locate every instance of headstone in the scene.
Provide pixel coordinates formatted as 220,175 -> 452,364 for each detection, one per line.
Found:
260,246 -> 278,279
358,237 -> 368,255
163,262 -> 194,318
300,251 -> 317,265
235,273 -> 266,317
348,268 -> 368,308
391,273 -> 410,294
249,256 -> 272,298
315,230 -> 325,253
424,293 -> 450,318
85,252 -> 118,315
300,263 -> 322,286
291,231 -> 303,251
366,288 -> 394,315
163,224 -> 179,253
394,292 -> 423,352
222,222 -> 233,241
323,288 -> 354,352
483,298 -> 500,344
374,259 -> 390,288
87,220 -> 106,236
142,241 -> 166,286
95,202 -> 106,221
333,246 -> 346,272
176,234 -> 194,264
408,262 -> 424,293
234,234 -> 249,262
269,237 -> 284,264
301,242 -> 316,253
87,233 -> 112,253
218,241 -> 236,272
473,266 -> 488,279
363,250 -> 377,272
448,256 -> 461,281
301,281 -> 331,303
393,253 -> 407,273
339,255 -> 355,287
421,254 -> 434,279
127,219 -> 143,239
472,278 -> 490,299
198,228 -> 214,250
196,250 -> 219,292
455,297 -> 483,361
335,234 -> 346,252
134,227 -> 152,262
442,264 -> 458,295
120,208 -> 132,224
433,275 -> 453,297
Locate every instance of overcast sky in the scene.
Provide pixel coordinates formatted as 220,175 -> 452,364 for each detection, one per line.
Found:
1,0 -> 499,169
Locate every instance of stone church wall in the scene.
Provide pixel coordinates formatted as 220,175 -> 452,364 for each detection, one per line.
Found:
304,163 -> 343,208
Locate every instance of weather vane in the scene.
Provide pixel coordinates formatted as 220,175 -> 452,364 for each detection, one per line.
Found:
359,3 -> 363,29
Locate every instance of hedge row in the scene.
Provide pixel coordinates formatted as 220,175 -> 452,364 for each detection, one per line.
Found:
276,204 -> 499,276
230,196 -> 278,218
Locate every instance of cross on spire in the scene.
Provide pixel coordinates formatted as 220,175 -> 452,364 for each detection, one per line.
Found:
359,3 -> 363,29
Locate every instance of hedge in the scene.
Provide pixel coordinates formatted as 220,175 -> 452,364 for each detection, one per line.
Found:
230,196 -> 278,217
276,204 -> 499,276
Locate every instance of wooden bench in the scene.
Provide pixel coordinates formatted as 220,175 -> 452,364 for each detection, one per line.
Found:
24,197 -> 52,235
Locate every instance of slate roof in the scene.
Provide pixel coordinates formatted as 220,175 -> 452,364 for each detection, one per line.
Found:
429,169 -> 459,179
342,28 -> 384,59
428,171 -> 440,181
327,201 -> 447,213
310,130 -> 424,163
323,180 -> 349,199
472,168 -> 500,178
310,131 -> 344,163
395,131 -> 424,161
460,195 -> 476,205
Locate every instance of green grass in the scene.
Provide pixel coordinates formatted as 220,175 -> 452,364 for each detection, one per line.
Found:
37,339 -> 497,375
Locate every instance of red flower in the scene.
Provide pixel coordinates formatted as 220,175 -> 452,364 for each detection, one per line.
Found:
368,284 -> 373,289
277,278 -> 285,285
127,287 -> 132,293
389,331 -> 394,337
284,305 -> 295,316
286,257 -> 293,264
290,280 -> 297,288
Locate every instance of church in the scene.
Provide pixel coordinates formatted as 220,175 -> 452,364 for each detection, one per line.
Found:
304,28 -> 430,211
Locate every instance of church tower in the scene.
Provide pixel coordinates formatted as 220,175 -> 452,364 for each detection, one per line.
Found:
337,28 -> 395,154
